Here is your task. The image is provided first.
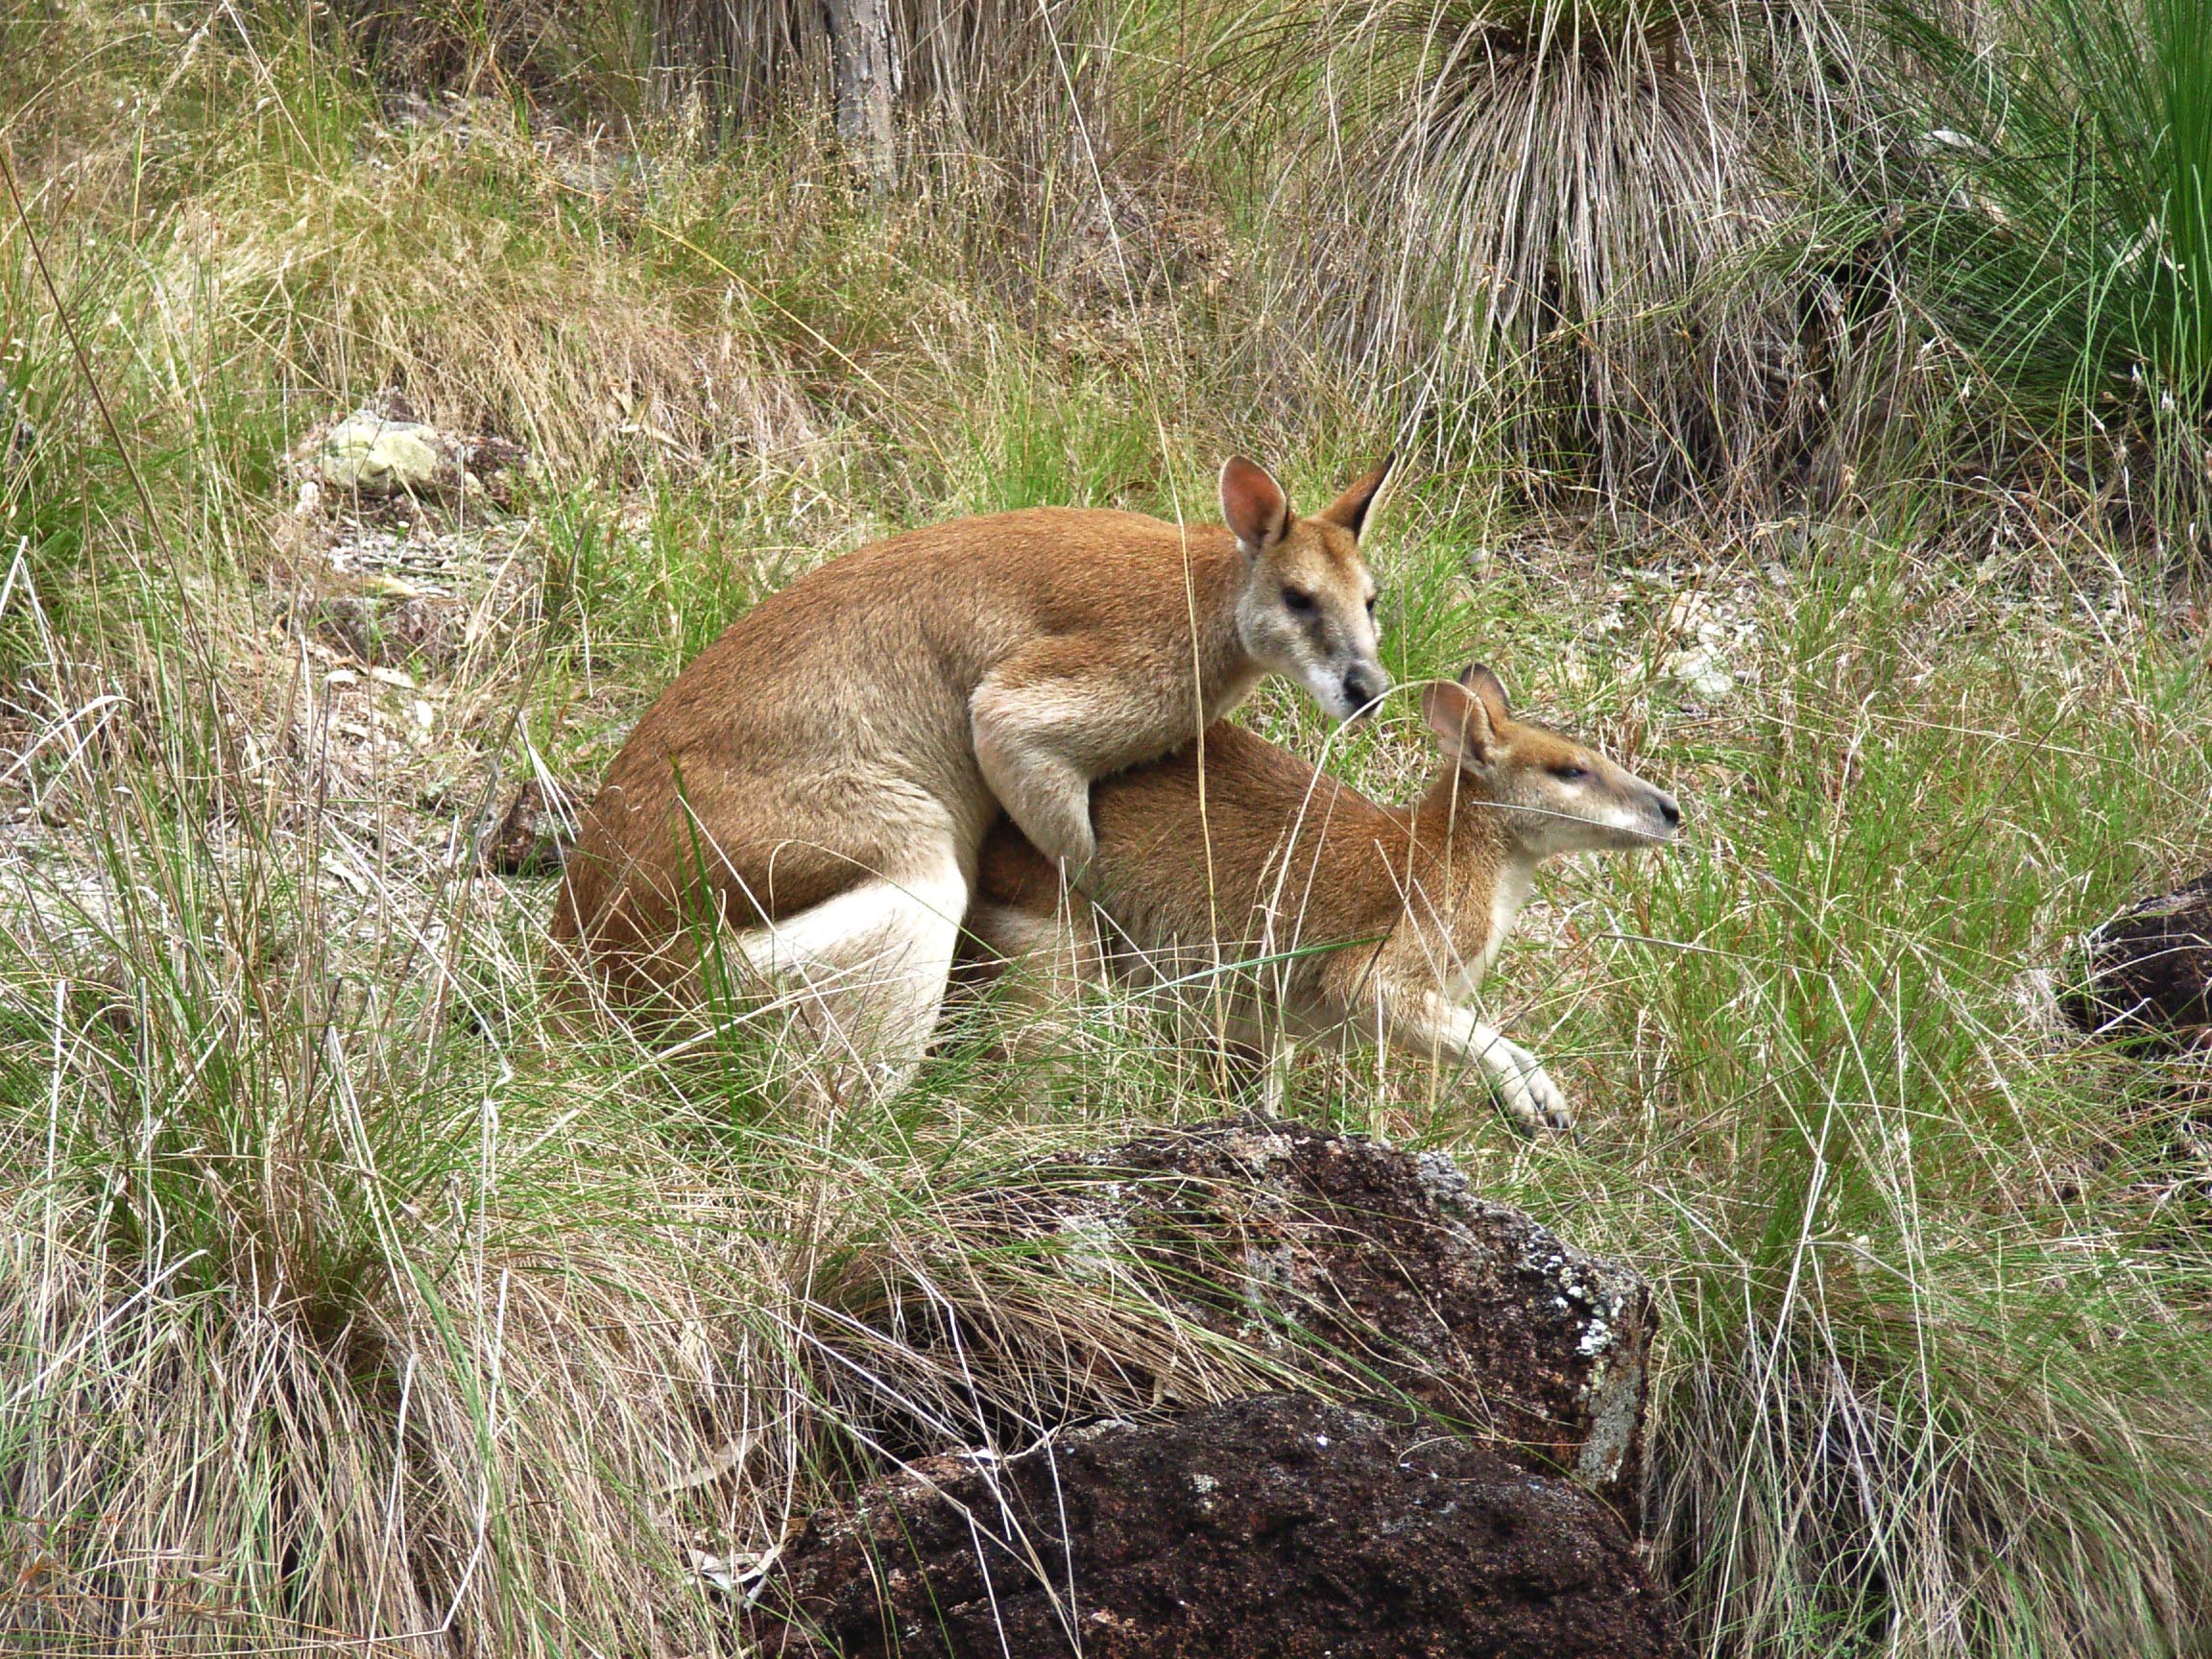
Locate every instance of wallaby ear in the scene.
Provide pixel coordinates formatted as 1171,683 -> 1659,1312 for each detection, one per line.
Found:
1314,453 -> 1395,539
1219,456 -> 1291,554
1422,676 -> 1497,767
1460,662 -> 1512,726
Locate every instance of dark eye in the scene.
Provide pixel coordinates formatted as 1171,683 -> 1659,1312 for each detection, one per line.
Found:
1364,593 -> 1378,614
1282,586 -> 1316,614
1552,764 -> 1589,781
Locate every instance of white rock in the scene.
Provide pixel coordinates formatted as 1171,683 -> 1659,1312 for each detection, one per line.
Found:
687,1550 -> 737,1597
1663,645 -> 1736,702
315,410 -> 447,494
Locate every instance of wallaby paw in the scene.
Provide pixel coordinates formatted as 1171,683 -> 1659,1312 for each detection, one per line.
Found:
1054,849 -> 1097,891
1015,804 -> 1095,874
1055,820 -> 1098,875
1519,1066 -> 1575,1136
1490,1051 -> 1575,1137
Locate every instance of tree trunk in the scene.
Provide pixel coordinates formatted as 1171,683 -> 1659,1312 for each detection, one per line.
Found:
824,0 -> 898,192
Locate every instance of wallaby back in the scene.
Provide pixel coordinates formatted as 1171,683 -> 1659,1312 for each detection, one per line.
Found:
974,720 -> 1477,1018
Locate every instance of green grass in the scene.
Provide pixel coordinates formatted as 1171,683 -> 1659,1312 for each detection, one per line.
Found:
1841,0 -> 2212,550
5,6 -> 2212,1657
1498,541 -> 2212,1649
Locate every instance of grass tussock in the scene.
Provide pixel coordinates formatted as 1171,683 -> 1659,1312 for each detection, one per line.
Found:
5,2 -> 2212,1657
1831,0 -> 2212,554
1230,0 -> 1868,508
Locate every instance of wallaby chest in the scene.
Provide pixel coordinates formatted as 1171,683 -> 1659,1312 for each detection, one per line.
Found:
1437,857 -> 1536,998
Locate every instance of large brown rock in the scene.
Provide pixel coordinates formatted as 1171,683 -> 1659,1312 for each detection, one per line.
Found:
860,1119 -> 1652,1518
2065,874 -> 2212,1049
1064,1120 -> 1655,1512
743,1393 -> 1686,1659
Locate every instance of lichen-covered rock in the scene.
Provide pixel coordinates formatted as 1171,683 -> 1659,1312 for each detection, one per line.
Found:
888,1119 -> 1653,1519
743,1394 -> 1686,1659
2064,874 -> 2212,1049
315,409 -> 447,493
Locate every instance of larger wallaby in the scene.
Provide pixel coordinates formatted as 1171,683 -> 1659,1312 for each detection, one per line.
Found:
553,457 -> 1393,1089
965,665 -> 1680,1132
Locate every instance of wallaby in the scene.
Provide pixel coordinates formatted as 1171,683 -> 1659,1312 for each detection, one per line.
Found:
553,457 -> 1393,1090
963,665 -> 1680,1132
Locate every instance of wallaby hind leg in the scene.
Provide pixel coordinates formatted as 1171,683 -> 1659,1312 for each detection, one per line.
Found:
960,891 -> 1122,1085
730,845 -> 968,1100
963,892 -> 1109,1003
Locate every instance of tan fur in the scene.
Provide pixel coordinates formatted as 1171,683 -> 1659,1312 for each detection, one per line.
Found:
965,664 -> 1681,1132
552,458 -> 1392,1092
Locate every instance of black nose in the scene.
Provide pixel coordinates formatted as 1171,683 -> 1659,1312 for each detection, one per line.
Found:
1343,668 -> 1386,713
1658,794 -> 1682,828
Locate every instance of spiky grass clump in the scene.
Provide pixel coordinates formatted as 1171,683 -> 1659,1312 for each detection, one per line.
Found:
1237,0 -> 1866,508
1839,0 -> 2212,554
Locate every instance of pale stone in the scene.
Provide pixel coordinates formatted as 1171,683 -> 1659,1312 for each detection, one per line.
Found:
1663,645 -> 1735,702
315,411 -> 447,494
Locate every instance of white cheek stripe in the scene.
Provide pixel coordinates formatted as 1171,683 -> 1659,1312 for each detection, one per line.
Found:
1299,663 -> 1355,719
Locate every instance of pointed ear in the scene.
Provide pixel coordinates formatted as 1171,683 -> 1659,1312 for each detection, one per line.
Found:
1313,453 -> 1395,539
1460,662 -> 1511,726
1219,456 -> 1290,554
1422,676 -> 1497,767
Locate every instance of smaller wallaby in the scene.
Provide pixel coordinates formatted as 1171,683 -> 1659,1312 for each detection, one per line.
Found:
964,665 -> 1680,1132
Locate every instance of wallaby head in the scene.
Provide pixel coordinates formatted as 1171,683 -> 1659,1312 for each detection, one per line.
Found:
1421,664 -> 1682,857
1221,456 -> 1392,723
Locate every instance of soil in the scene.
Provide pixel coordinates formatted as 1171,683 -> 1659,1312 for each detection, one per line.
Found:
845,1118 -> 1654,1521
743,1392 -> 1686,1659
2065,873 -> 2212,1049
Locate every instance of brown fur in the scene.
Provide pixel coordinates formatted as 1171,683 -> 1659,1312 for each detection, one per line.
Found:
552,461 -> 1391,1083
966,666 -> 1681,1131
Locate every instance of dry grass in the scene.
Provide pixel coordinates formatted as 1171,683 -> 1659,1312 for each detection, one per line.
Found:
158,99 -> 819,475
647,0 -> 1118,177
5,6 -> 2212,1657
